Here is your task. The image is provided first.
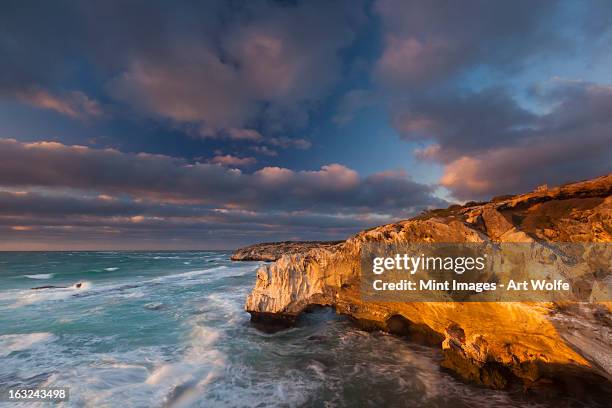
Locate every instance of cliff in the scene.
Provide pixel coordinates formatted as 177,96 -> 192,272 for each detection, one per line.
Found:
244,174 -> 612,389
231,240 -> 343,262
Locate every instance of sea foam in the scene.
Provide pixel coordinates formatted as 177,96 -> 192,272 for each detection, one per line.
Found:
0,332 -> 57,357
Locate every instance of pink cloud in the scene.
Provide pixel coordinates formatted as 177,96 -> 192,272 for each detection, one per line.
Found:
15,88 -> 102,119
226,128 -> 263,141
392,111 -> 440,140
106,2 -> 359,132
414,144 -> 441,160
375,35 -> 452,87
228,32 -> 298,100
440,132 -> 611,199
209,155 -> 257,167
253,166 -> 295,185
301,164 -> 360,191
109,51 -> 254,128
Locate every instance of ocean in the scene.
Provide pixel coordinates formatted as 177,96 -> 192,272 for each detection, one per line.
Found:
0,251 -> 602,407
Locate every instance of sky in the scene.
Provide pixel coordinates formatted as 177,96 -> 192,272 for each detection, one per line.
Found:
0,0 -> 611,250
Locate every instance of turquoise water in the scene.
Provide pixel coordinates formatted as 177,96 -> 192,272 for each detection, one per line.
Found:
0,252 -> 604,407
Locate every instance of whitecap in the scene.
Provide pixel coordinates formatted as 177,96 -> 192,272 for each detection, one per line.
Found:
8,281 -> 92,308
0,332 -> 57,357
23,273 -> 54,279
104,267 -> 119,272
144,302 -> 165,311
142,322 -> 225,407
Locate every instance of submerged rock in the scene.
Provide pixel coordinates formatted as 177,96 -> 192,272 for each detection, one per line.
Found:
245,174 -> 612,389
31,282 -> 83,290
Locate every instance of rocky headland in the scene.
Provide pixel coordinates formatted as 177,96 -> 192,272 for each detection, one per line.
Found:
231,240 -> 343,262
242,174 -> 612,391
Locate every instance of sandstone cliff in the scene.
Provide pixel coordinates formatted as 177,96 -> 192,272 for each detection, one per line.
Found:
245,174 -> 612,389
231,240 -> 343,262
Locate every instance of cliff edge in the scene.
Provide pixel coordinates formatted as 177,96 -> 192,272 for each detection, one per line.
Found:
231,240 -> 343,262
245,174 -> 612,389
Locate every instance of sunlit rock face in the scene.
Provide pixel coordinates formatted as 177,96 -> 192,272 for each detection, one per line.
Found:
244,174 -> 612,388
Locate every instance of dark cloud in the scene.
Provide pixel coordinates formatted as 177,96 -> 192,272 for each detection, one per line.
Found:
0,191 -> 381,232
0,138 -> 444,214
394,88 -> 536,160
374,0 -> 564,87
0,0 -> 81,90
1,0 -> 365,134
402,81 -> 612,199
0,187 -> 400,250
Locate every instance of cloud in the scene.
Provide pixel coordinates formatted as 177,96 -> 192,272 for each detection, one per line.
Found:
376,35 -> 454,88
197,127 -> 263,141
14,87 -> 102,119
0,189 -> 389,232
197,128 -> 310,151
439,132 -> 611,199
373,0 -> 562,88
393,88 -> 536,161
0,174 -> 430,250
225,128 -> 263,141
4,0 -> 610,249
0,0 -> 365,135
209,155 -> 257,167
0,138 -> 442,214
402,81 -> 612,199
104,0 -> 363,131
11,226 -> 33,231
108,48 -> 254,128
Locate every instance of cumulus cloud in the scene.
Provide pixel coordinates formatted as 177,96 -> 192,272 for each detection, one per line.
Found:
0,0 -> 364,135
108,49 -> 253,128
104,0 -> 363,131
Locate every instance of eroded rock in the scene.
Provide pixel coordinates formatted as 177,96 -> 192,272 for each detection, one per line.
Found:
244,174 -> 612,389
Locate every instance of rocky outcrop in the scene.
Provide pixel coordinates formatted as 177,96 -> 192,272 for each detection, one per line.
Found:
231,240 -> 343,262
245,174 -> 612,389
